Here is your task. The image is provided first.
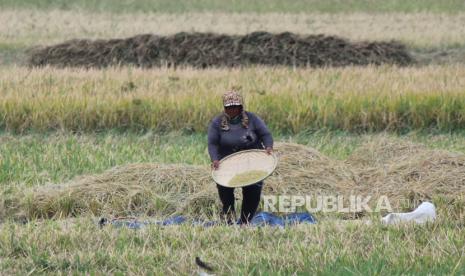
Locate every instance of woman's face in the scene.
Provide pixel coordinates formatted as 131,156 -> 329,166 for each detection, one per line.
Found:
224,105 -> 242,118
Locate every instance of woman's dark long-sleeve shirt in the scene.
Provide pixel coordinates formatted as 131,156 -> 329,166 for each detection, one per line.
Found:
207,111 -> 273,161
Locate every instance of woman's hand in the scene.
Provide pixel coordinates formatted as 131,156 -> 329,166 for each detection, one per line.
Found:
212,160 -> 220,170
265,147 -> 273,155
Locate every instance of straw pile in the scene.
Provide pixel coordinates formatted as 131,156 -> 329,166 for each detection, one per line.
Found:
347,137 -> 465,210
28,32 -> 414,68
9,140 -> 465,220
266,142 -> 357,195
14,142 -> 357,219
21,164 -> 219,219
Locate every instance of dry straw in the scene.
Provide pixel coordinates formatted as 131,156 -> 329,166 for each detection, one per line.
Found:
265,142 -> 357,195
347,137 -> 465,210
28,32 -> 413,68
21,164 -> 216,219
7,140 -> 464,220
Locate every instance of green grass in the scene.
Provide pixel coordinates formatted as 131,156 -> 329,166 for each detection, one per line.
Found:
0,131 -> 209,186
2,130 -> 465,187
0,216 -> 463,274
0,43 -> 26,66
1,0 -> 465,13
1,131 -> 464,274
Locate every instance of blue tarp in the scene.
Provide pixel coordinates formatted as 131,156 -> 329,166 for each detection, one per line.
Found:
251,212 -> 317,227
101,212 -> 317,229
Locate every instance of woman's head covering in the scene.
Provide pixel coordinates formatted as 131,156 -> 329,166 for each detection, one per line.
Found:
222,90 -> 243,107
220,90 -> 249,131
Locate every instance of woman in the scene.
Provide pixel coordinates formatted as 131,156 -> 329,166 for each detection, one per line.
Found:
208,90 -> 273,224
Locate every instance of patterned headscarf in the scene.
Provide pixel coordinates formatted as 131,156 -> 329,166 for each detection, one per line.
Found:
220,90 -> 249,131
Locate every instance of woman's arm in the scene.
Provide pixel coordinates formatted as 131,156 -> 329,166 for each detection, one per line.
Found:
251,113 -> 273,150
207,118 -> 221,163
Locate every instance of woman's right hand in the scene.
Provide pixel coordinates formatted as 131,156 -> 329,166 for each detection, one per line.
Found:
212,160 -> 220,170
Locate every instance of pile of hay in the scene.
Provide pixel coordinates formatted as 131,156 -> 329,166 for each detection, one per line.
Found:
28,32 -> 414,68
347,137 -> 465,210
21,164 -> 219,219
14,143 -> 357,219
267,142 -> 357,195
9,140 -> 464,220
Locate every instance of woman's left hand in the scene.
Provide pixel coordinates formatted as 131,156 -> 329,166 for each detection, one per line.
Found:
265,147 -> 273,155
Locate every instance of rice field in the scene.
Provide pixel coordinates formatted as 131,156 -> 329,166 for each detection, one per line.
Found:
2,11 -> 465,49
1,130 -> 465,274
1,1 -> 465,275
2,0 -> 465,13
4,130 -> 465,188
1,216 -> 464,275
1,66 -> 465,133
2,10 -> 465,66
